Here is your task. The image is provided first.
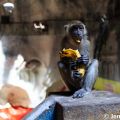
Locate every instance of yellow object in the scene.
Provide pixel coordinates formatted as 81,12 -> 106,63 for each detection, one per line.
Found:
60,48 -> 81,60
59,48 -> 86,77
94,77 -> 120,94
78,65 -> 86,77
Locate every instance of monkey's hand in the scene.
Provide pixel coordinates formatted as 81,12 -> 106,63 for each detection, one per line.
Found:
71,70 -> 82,80
77,55 -> 89,65
72,88 -> 90,98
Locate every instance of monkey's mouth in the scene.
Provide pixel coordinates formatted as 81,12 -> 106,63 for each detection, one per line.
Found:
75,39 -> 81,44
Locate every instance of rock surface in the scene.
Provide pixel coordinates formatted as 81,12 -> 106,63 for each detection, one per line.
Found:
55,91 -> 120,120
23,91 -> 120,120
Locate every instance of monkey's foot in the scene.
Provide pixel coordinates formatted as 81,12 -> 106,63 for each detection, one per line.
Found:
72,88 -> 90,98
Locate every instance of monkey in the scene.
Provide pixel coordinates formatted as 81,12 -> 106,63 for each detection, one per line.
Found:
58,21 -> 99,98
93,15 -> 109,60
18,58 -> 51,106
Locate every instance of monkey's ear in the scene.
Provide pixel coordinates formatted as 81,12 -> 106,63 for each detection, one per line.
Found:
64,24 -> 70,33
64,25 -> 68,30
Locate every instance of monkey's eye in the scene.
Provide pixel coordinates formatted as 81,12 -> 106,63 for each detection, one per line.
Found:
78,25 -> 84,29
72,25 -> 84,30
69,25 -> 84,35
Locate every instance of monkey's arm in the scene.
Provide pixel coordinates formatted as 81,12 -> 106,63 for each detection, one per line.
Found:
77,54 -> 89,65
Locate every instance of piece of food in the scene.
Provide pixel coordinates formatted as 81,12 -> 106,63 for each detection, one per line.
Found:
60,48 -> 81,60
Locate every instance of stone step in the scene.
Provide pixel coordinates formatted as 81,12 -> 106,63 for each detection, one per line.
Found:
23,91 -> 120,120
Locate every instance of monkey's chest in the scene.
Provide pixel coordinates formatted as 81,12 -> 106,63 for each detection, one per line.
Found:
62,62 -> 85,90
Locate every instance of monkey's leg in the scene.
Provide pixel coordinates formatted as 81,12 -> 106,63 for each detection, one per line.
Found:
73,59 -> 99,98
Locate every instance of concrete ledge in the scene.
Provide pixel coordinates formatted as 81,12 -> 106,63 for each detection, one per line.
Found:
55,91 -> 120,120
23,91 -> 120,120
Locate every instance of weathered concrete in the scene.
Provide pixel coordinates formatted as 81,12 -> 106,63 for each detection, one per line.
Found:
23,91 -> 120,120
55,91 -> 120,120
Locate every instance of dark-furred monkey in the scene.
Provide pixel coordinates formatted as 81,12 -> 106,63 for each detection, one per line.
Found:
58,21 -> 98,98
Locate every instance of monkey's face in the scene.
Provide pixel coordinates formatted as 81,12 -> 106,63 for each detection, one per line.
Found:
25,59 -> 41,70
69,25 -> 84,45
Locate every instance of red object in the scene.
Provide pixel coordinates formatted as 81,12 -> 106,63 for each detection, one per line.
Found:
0,106 -> 32,120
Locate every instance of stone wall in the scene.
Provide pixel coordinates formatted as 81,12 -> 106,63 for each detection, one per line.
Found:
0,0 -> 120,82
